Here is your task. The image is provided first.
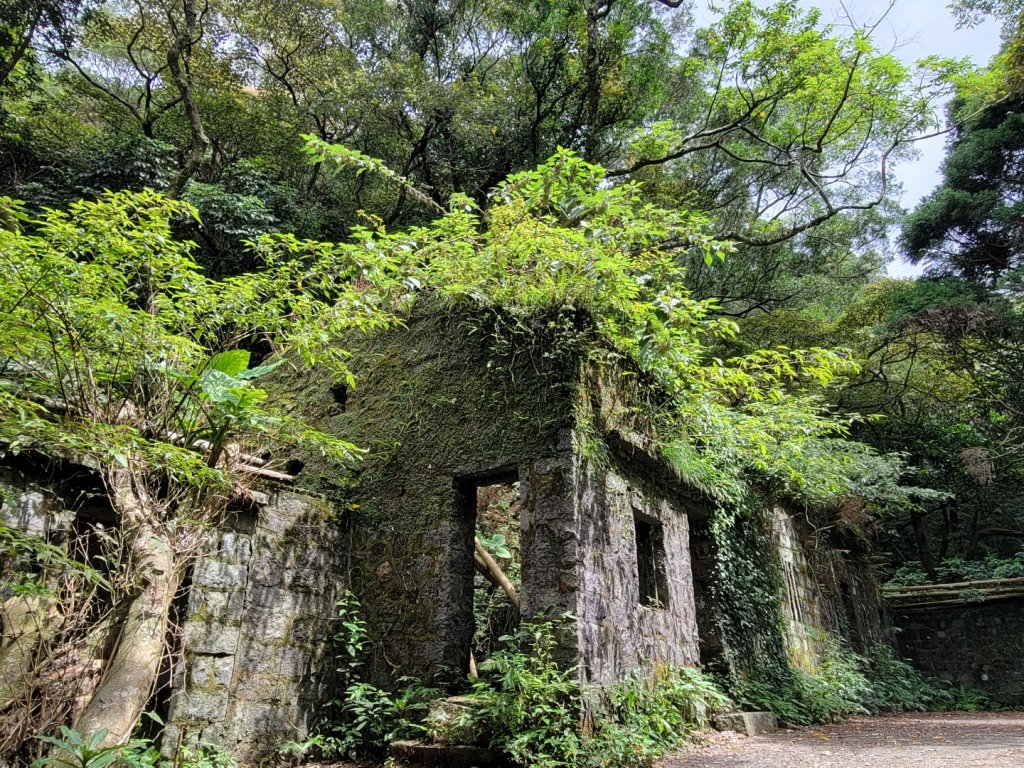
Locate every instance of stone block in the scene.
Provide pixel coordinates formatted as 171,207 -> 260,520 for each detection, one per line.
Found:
185,621 -> 240,656
225,588 -> 247,624
214,656 -> 234,686
193,561 -> 248,590
713,711 -> 778,737
248,553 -> 284,587
277,646 -> 308,678
220,532 -> 253,565
227,702 -> 293,738
425,696 -> 484,745
388,741 -> 507,767
244,607 -> 293,640
189,655 -> 215,687
175,690 -> 229,723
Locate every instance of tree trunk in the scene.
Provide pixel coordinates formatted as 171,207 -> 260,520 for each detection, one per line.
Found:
583,2 -> 608,162
73,475 -> 183,745
474,540 -> 519,610
166,0 -> 210,196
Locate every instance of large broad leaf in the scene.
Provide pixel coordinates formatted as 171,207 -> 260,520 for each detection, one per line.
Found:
199,369 -> 244,405
237,358 -> 284,380
205,350 -> 251,377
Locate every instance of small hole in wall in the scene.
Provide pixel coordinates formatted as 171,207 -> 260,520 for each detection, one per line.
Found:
331,383 -> 348,411
285,458 -> 305,477
635,512 -> 669,609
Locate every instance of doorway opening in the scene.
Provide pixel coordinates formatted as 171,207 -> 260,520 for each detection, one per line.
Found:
455,468 -> 522,673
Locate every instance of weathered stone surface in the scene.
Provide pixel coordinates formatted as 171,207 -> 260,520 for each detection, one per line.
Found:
166,488 -> 345,765
713,711 -> 778,736
893,598 -> 1024,706
388,740 -> 507,767
219,532 -> 252,565
574,459 -> 701,685
192,561 -> 247,590
173,690 -> 230,722
425,696 -> 484,746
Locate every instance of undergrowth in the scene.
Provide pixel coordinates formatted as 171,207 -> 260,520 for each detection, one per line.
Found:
293,601 -> 992,767
727,638 -> 993,724
284,593 -> 439,761
466,618 -> 730,768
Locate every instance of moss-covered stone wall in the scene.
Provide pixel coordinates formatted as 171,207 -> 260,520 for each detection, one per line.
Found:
165,489 -> 343,764
273,307 -> 581,684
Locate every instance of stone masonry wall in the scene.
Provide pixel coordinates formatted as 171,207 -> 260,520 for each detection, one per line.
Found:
772,507 -> 833,671
772,507 -> 889,670
893,599 -> 1024,706
270,308 -> 578,687
575,458 -> 700,686
164,489 -> 344,764
1,466 -> 65,538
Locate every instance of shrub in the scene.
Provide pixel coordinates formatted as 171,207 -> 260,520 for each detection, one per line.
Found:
581,667 -> 729,768
467,620 -> 729,768
469,619 -> 583,768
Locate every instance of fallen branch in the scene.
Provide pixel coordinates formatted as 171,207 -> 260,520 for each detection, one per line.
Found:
473,540 -> 520,610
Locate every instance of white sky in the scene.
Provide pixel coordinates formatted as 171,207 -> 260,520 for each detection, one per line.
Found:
694,1 -> 1003,277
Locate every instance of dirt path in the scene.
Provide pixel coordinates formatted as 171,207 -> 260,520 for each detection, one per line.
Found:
660,711 -> 1024,768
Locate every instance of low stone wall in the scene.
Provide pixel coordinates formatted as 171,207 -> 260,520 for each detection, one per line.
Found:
893,599 -> 1024,706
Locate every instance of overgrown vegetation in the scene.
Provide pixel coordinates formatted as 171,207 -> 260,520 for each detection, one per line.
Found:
291,593 -> 439,761
329,614 -> 990,767
2,0 -> 1021,763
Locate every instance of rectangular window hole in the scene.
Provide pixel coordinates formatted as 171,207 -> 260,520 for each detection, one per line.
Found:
635,512 -> 669,609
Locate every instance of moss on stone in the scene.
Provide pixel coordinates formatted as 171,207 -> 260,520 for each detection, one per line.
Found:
267,304 -> 584,682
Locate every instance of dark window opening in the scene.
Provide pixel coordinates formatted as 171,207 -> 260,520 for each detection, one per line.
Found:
635,512 -> 669,609
330,382 -> 348,410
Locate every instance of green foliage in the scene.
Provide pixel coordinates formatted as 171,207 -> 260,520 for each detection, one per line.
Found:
581,667 -> 729,768
728,635 -> 994,724
902,94 -> 1024,285
887,552 -> 1024,586
476,531 -> 512,561
469,618 -> 583,768
172,742 -> 236,768
330,680 -> 437,757
0,522 -> 106,595
466,619 -> 729,768
0,189 -> 399,494
313,142 -> 922,511
30,727 -> 157,768
313,593 -> 440,759
860,644 -> 990,713
332,591 -> 369,691
708,501 -> 793,686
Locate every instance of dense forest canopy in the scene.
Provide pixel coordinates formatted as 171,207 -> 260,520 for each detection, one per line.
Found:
1,0 -> 1023,757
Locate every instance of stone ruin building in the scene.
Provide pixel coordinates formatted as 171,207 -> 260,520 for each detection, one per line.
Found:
2,306 -> 893,763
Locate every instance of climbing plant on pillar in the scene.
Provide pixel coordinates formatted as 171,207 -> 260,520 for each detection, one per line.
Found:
0,191 -> 402,748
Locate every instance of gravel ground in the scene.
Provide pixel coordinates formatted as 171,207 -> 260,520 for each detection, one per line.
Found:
660,712 -> 1024,768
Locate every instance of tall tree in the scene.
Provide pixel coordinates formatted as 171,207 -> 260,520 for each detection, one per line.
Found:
902,93 -> 1024,286
0,190 -> 397,744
